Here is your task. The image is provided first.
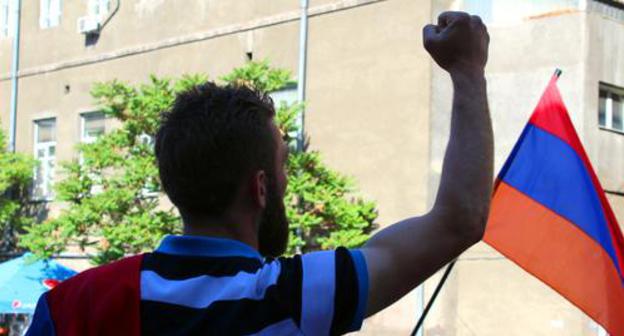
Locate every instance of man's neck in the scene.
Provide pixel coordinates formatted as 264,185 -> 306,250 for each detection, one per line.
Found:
183,218 -> 259,250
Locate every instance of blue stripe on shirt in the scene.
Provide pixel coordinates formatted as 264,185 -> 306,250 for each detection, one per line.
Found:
25,293 -> 56,336
156,235 -> 263,260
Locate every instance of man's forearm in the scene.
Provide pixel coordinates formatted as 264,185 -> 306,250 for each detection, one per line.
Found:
433,71 -> 493,241
361,73 -> 492,315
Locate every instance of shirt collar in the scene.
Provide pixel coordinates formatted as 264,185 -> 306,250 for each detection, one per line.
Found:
155,235 -> 263,260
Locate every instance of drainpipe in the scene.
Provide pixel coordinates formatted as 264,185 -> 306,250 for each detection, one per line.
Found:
293,0 -> 309,255
99,0 -> 120,32
296,0 -> 309,152
416,285 -> 424,336
8,0 -> 21,153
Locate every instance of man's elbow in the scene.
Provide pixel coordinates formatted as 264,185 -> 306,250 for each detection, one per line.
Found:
463,207 -> 488,244
436,205 -> 489,246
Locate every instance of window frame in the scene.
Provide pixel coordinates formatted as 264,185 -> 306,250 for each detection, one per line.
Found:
598,82 -> 624,135
79,111 -> 106,194
269,84 -> 300,143
39,0 -> 62,29
1,0 -> 12,38
138,133 -> 159,198
80,111 -> 106,144
88,0 -> 110,21
33,118 -> 57,201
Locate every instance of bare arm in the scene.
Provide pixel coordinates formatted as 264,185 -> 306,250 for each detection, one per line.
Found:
360,12 -> 493,316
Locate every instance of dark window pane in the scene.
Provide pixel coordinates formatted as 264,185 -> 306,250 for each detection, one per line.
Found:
599,89 -> 607,127
36,119 -> 56,143
613,94 -> 623,131
82,112 -> 105,139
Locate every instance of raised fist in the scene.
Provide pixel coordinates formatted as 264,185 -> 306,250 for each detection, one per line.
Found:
423,12 -> 489,75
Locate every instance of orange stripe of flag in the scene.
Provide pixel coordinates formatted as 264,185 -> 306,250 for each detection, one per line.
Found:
485,182 -> 624,335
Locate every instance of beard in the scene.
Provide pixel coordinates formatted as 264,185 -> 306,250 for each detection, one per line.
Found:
257,178 -> 289,258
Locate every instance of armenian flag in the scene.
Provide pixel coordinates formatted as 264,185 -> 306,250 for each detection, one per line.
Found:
484,72 -> 624,335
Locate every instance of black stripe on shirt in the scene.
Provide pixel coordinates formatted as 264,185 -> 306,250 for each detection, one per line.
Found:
275,254 -> 303,327
329,247 -> 359,336
140,286 -> 289,336
141,252 -> 263,280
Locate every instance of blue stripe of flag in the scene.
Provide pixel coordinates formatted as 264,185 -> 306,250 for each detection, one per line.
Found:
500,124 -> 622,279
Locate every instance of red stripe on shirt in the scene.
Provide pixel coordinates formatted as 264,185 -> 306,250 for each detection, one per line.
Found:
46,254 -> 143,336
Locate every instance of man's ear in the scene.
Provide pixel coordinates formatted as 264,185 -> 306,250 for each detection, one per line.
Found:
251,170 -> 267,209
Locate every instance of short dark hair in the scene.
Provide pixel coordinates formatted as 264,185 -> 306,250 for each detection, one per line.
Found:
155,82 -> 276,219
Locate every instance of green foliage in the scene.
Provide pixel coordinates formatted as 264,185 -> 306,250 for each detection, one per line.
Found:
221,60 -> 295,92
0,129 -> 37,253
20,61 -> 376,264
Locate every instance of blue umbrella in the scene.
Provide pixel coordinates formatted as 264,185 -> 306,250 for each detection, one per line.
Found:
0,253 -> 76,314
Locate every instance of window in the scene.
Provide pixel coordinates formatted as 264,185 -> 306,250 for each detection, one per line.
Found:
269,85 -> 299,142
0,0 -> 12,38
80,112 -> 105,194
88,0 -> 110,20
270,86 -> 298,107
599,89 -> 608,127
598,83 -> 624,133
80,112 -> 105,144
39,0 -> 62,29
137,133 -> 159,197
33,118 -> 56,200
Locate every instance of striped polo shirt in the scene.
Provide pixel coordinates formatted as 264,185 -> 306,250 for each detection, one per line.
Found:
27,235 -> 369,335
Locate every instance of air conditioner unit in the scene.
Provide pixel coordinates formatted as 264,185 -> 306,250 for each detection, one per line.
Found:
77,16 -> 100,34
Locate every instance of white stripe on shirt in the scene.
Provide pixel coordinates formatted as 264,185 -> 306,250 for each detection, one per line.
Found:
301,251 -> 336,336
141,260 -> 281,309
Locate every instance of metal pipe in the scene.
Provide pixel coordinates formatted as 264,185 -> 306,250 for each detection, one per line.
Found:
411,260 -> 457,336
605,189 -> 624,196
100,0 -> 120,31
9,0 -> 21,153
415,285 -> 424,336
296,0 -> 309,152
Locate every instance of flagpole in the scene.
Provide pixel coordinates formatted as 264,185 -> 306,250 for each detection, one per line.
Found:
410,259 -> 457,336
554,68 -> 562,79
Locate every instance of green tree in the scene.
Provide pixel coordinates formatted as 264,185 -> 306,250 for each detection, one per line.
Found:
0,129 -> 37,254
20,61 -> 377,264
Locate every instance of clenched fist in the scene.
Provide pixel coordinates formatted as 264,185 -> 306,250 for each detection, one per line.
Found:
423,12 -> 489,75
